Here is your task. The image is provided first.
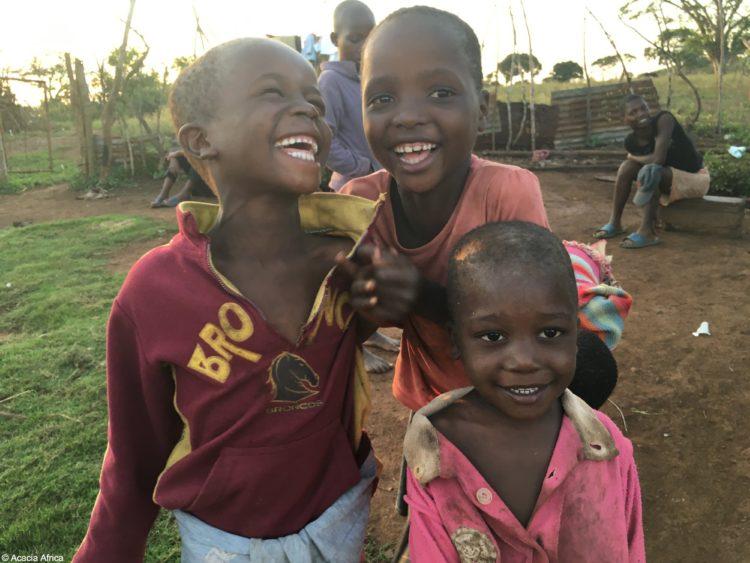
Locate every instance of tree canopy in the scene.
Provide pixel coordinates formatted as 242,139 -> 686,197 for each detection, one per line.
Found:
497,53 -> 542,82
550,61 -> 584,82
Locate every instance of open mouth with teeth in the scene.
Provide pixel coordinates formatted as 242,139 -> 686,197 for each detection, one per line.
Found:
393,142 -> 437,165
500,384 -> 549,404
274,135 -> 319,163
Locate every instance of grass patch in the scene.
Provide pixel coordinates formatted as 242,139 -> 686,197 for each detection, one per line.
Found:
0,151 -> 78,195
0,215 -> 177,561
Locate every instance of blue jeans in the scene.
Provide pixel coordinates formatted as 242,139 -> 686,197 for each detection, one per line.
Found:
174,452 -> 376,563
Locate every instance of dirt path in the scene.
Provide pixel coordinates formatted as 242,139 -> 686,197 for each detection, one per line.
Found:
0,179 -> 173,229
2,174 -> 749,561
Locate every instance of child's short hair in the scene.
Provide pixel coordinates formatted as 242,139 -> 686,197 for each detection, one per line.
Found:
363,6 -> 483,91
446,221 -> 577,321
169,38 -> 257,132
333,0 -> 373,32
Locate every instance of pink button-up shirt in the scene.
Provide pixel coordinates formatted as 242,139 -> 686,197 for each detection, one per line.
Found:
404,389 -> 645,562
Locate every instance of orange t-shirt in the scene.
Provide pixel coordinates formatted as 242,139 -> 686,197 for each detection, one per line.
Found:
341,156 -> 550,411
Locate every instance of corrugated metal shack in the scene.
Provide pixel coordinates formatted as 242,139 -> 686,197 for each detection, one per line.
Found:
475,102 -> 559,151
551,79 -> 659,149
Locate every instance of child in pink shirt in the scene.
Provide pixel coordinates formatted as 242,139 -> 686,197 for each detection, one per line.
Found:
403,221 -> 645,562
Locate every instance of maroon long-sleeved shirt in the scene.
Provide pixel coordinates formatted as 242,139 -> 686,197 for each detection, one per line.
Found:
74,194 -> 380,562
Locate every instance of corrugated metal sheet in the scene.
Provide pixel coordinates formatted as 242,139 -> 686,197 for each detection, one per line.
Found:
551,79 -> 659,149
475,102 -> 559,150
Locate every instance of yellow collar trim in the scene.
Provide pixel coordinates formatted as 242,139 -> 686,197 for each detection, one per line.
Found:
178,192 -> 382,240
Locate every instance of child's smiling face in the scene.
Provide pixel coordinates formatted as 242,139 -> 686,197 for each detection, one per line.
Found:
361,16 -> 487,194
201,41 -> 331,197
452,266 -> 577,422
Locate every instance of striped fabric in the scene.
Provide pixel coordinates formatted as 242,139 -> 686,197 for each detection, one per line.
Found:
565,240 -> 632,350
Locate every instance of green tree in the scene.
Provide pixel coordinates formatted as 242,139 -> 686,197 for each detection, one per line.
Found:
497,53 -> 542,82
550,61 -> 584,82
94,47 -> 166,135
592,53 -> 635,71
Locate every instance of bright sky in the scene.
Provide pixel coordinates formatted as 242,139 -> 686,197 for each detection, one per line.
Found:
2,0 -> 660,104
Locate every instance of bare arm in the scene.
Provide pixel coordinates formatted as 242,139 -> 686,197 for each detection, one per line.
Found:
627,113 -> 674,165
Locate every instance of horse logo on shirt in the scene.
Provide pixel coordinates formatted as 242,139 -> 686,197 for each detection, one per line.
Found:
267,352 -> 321,404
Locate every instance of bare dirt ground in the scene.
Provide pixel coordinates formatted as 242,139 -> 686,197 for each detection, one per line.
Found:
2,171 -> 748,561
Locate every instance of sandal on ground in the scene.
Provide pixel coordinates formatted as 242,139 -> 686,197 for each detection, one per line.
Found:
150,197 -> 167,208
593,223 -> 626,240
164,195 -> 187,207
620,232 -> 661,249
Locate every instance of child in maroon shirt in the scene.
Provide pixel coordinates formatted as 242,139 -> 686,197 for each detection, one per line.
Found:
73,38 -> 417,562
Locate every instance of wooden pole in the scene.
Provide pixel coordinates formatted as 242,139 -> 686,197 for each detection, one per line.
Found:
64,53 -> 87,174
42,82 -> 53,172
0,128 -> 8,184
75,58 -> 96,177
520,0 -> 536,152
716,0 -> 725,134
582,12 -> 592,146
587,8 -> 633,91
100,0 -> 136,180
506,2 -> 517,151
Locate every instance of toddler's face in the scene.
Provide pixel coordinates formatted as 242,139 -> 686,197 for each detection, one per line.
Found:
452,267 -> 577,422
361,17 -> 485,194
205,43 -> 331,197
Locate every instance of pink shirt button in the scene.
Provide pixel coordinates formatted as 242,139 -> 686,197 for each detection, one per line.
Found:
476,487 -> 493,505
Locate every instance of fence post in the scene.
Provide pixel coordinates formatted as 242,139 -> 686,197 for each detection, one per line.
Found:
0,128 -> 7,184
42,81 -> 54,172
75,59 -> 97,177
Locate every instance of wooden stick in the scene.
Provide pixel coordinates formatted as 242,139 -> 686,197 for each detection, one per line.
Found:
42,81 -> 54,172
582,11 -> 593,146
607,398 -> 629,433
0,126 -> 8,184
587,7 -> 633,91
506,2 -> 518,151
0,390 -> 31,405
519,0 -> 536,152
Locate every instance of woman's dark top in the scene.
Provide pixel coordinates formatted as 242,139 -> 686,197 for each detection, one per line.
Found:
624,111 -> 703,173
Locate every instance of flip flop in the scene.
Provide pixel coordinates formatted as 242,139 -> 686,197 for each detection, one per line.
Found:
620,232 -> 661,249
150,198 -> 167,208
163,195 -> 187,207
593,223 -> 626,240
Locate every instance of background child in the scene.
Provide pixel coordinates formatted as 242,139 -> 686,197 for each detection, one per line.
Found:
320,0 -> 399,374
403,221 -> 645,562
342,6 -> 630,414
73,38 -> 416,562
319,0 -> 380,192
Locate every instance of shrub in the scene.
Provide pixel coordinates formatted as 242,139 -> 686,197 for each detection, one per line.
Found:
704,152 -> 750,198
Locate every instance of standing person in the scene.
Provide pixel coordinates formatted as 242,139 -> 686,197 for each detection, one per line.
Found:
302,33 -> 321,70
342,6 -> 631,415
72,38 -> 417,562
594,94 -> 710,249
404,222 -> 645,562
319,0 -> 379,192
321,0 -> 399,374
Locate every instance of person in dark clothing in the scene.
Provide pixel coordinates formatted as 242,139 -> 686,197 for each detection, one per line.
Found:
151,148 -> 214,208
594,94 -> 710,249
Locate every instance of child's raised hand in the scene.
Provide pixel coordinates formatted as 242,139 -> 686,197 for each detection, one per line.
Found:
336,244 -> 419,325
